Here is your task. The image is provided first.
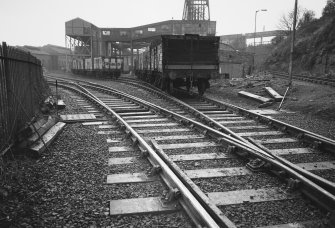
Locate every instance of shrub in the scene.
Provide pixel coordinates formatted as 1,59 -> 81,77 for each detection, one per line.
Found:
322,0 -> 335,18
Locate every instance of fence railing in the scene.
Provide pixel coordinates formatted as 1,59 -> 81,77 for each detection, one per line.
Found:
0,42 -> 49,153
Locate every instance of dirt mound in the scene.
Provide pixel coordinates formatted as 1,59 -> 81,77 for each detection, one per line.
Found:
264,16 -> 335,77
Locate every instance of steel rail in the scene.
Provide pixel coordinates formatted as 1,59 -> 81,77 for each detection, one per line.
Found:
270,70 -> 335,86
75,80 -> 335,213
272,70 -> 335,83
113,78 -> 335,193
47,76 -> 335,212
196,91 -> 335,155
123,76 -> 335,207
115,78 -> 267,152
47,80 -> 224,228
47,75 -> 335,195
183,89 -> 335,194
115,78 -> 335,192
46,75 -> 260,153
82,82 -> 274,158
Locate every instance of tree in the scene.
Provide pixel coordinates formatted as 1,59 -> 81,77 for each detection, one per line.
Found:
322,0 -> 335,17
298,10 -> 316,28
278,7 -> 317,31
277,6 -> 303,31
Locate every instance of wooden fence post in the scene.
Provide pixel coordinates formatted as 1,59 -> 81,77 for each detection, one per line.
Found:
28,53 -> 34,117
0,42 -> 10,149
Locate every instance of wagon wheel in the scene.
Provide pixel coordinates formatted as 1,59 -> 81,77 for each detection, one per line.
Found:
159,77 -> 165,90
160,78 -> 170,92
168,80 -> 174,94
153,73 -> 161,86
186,77 -> 191,92
197,79 -> 206,96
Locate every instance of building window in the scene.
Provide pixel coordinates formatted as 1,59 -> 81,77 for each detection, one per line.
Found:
148,28 -> 156,32
161,25 -> 169,30
120,31 -> 128,36
83,27 -> 90,34
135,30 -> 143,35
102,30 -> 111,36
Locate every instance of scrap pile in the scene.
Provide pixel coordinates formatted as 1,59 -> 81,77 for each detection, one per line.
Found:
233,72 -> 285,108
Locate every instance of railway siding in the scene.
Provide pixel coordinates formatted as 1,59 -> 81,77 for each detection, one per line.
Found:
34,74 -> 335,227
88,79 -> 334,225
55,81 -> 227,227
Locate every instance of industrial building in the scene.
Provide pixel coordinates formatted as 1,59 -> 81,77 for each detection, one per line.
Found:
219,43 -> 253,79
65,18 -> 216,72
65,0 -> 215,73
18,45 -> 72,71
64,0 -> 278,78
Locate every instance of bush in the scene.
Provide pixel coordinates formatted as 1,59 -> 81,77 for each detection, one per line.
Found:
298,10 -> 316,28
271,36 -> 285,45
322,0 -> 335,18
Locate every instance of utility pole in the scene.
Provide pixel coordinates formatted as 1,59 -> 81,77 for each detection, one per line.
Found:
278,0 -> 298,111
288,0 -> 298,86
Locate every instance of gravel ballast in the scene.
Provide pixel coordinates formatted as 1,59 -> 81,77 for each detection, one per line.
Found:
28,73 -> 333,227
0,88 -> 194,227
219,199 -> 326,228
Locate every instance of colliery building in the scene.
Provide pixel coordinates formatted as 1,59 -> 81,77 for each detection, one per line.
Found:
19,17 -> 257,79
65,17 -> 216,58
65,17 -> 216,74
65,17 -> 254,79
18,45 -> 71,71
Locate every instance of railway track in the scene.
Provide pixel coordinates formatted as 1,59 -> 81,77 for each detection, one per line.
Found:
112,77 -> 335,188
48,80 -> 218,227
270,71 -> 335,87
47,76 -> 335,227
47,75 -> 335,189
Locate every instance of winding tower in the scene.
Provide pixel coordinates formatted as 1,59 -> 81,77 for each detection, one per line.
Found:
183,0 -> 210,21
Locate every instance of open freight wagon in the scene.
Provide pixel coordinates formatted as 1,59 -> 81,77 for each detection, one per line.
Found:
72,57 -> 122,79
136,34 -> 220,95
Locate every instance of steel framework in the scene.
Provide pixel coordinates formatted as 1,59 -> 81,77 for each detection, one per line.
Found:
65,35 -> 91,57
183,0 -> 210,21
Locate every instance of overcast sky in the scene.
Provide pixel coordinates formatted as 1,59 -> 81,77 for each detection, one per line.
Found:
0,0 -> 327,47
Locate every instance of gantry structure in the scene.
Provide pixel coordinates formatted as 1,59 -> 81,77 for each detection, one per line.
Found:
220,30 -> 289,50
65,0 -> 216,72
65,0 -> 215,59
183,0 -> 210,21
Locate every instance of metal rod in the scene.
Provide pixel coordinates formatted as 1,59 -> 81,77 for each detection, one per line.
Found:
253,9 -> 267,72
56,80 -> 58,116
277,86 -> 290,111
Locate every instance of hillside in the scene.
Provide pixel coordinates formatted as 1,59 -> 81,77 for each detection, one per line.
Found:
264,16 -> 335,77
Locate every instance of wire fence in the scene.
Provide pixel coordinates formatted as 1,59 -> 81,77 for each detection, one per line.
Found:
0,42 -> 49,153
